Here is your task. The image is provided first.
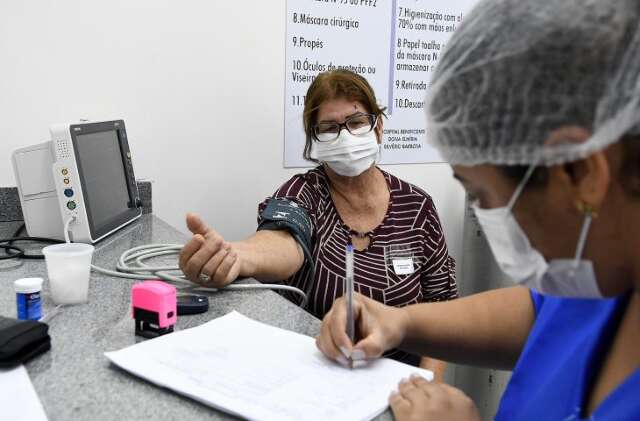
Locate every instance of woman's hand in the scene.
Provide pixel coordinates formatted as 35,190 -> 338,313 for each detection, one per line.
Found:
390,375 -> 481,421
315,293 -> 410,366
179,213 -> 243,288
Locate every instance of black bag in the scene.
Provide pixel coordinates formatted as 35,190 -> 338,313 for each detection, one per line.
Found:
0,316 -> 50,368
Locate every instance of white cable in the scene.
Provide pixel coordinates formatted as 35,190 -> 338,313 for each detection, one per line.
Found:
39,304 -> 64,323
88,243 -> 309,305
63,216 -> 75,244
61,219 -> 309,305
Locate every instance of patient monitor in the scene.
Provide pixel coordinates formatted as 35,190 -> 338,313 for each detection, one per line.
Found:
12,120 -> 142,243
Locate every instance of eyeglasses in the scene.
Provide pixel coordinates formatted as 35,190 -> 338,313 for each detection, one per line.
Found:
312,113 -> 377,142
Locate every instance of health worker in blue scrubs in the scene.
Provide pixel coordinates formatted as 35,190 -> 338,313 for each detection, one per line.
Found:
315,0 -> 640,419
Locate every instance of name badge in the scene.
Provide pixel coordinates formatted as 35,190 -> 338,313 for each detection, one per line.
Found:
392,258 -> 414,275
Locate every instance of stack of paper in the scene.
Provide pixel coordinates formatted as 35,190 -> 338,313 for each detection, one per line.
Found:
105,311 -> 432,421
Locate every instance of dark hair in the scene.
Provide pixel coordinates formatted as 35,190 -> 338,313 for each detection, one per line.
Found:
499,166 -> 549,187
619,135 -> 640,197
302,69 -> 387,162
499,136 -> 640,197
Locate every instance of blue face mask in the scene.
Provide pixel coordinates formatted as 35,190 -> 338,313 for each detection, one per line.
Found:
472,166 -> 602,298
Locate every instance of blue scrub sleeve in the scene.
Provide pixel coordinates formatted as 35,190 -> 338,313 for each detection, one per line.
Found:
529,289 -> 545,316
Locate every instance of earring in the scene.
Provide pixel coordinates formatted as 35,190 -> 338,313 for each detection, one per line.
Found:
576,201 -> 599,218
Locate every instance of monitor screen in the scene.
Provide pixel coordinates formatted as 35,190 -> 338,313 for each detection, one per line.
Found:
74,130 -> 131,233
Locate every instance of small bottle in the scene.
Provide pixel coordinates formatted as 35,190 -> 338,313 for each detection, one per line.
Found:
14,278 -> 43,321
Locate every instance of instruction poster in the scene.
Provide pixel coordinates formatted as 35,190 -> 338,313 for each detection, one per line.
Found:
284,0 -> 477,167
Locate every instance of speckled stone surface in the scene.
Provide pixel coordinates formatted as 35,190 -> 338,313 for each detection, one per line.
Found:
0,187 -> 23,221
136,181 -> 153,215
0,215 -> 393,421
0,181 -> 153,222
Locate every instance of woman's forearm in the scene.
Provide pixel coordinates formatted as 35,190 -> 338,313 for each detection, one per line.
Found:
401,286 -> 536,370
233,230 -> 305,281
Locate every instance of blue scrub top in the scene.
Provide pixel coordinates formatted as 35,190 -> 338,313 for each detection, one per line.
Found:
495,290 -> 639,421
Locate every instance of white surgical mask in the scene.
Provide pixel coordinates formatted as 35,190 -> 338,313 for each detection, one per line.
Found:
310,128 -> 379,177
472,165 -> 602,298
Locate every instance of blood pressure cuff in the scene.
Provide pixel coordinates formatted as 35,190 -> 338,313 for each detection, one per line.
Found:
257,198 -> 313,257
0,317 -> 51,368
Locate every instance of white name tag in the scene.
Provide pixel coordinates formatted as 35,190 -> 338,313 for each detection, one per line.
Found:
392,258 -> 414,275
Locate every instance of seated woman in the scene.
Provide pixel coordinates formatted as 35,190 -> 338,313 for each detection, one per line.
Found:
316,0 -> 640,420
179,69 -> 457,378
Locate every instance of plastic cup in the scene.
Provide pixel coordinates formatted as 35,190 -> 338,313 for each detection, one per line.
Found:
42,243 -> 95,304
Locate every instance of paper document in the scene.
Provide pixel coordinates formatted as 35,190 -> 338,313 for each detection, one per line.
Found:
105,311 -> 432,421
0,365 -> 48,421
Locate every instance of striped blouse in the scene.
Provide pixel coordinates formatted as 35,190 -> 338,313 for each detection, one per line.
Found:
257,166 -> 457,365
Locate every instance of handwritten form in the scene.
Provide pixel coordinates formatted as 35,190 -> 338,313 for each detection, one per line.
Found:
105,311 -> 433,421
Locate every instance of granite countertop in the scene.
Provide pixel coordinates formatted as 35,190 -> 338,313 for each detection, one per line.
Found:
0,215 -> 357,421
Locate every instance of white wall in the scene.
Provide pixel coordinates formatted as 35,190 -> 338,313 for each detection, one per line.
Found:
0,0 -> 466,262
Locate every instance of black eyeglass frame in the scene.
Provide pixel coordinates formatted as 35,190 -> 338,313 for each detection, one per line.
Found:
312,113 -> 378,142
